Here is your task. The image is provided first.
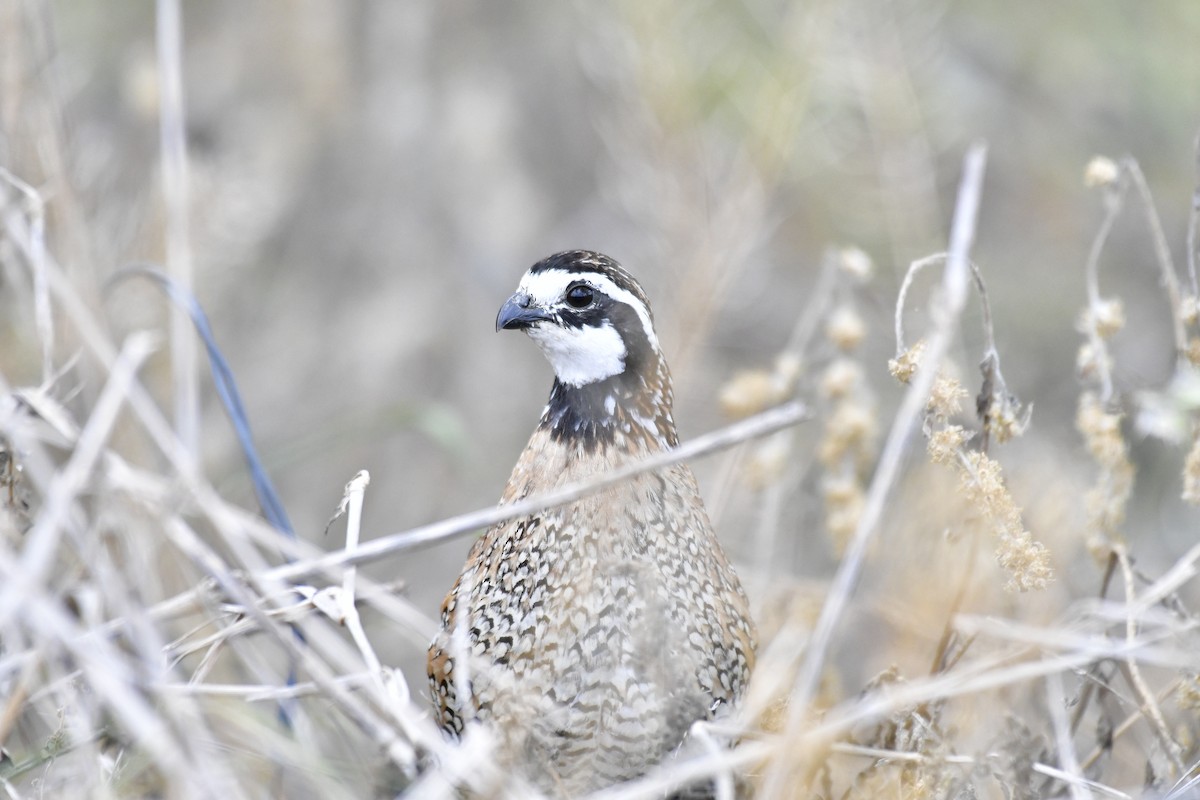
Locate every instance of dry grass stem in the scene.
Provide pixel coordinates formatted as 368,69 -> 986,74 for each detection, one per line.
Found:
1113,546 -> 1186,776
154,0 -> 200,462
1188,132 -> 1200,298
263,400 -> 810,583
1124,157 -> 1189,360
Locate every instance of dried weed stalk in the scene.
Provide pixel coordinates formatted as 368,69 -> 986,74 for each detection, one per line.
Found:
891,253 -> 1049,592
816,248 -> 878,554
1081,152 -> 1200,517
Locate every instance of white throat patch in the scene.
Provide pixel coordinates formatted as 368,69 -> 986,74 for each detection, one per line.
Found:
526,320 -> 626,387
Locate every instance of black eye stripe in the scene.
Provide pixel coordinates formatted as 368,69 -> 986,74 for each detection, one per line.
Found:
557,304 -> 607,329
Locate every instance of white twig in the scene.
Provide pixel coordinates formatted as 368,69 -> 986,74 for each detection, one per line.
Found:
0,168 -> 52,381
339,470 -> 372,626
155,0 -> 199,460
1113,545 -> 1185,774
1046,670 -> 1093,800
262,400 -> 809,583
1124,157 -> 1188,360
334,470 -> 421,768
830,741 -> 972,765
157,672 -> 375,700
1032,763 -> 1131,800
1082,174 -> 1126,405
1187,131 -> 1200,298
688,722 -> 733,800
953,613 -> 1195,668
1126,538 -> 1200,617
1167,763 -> 1200,800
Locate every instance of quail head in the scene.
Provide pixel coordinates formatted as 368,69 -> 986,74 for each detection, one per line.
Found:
428,250 -> 756,796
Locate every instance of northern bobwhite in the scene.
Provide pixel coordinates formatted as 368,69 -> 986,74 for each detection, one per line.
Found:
427,250 -> 756,796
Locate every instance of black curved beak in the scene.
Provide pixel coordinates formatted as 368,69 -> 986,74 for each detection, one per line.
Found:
496,292 -> 554,332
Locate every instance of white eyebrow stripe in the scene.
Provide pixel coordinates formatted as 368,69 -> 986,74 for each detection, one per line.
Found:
517,268 -> 659,350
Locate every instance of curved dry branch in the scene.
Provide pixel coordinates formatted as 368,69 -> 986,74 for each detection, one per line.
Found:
894,252 -> 997,360
1187,131 -> 1200,298
266,400 -> 809,582
1082,175 -> 1126,405
894,248 -> 1026,449
1123,157 -> 1188,360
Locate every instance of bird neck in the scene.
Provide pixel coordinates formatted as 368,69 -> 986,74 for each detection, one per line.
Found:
540,353 -> 677,452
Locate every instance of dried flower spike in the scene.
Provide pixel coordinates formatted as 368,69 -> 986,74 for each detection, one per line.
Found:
1084,156 -> 1120,188
957,450 -> 1054,592
1187,337 -> 1200,368
1077,393 -> 1135,535
719,353 -> 802,419
1181,294 -> 1199,326
825,306 -> 866,352
928,375 -> 968,419
996,530 -> 1054,592
822,473 -> 864,554
1075,342 -> 1112,381
1178,673 -> 1200,711
774,352 -> 803,388
818,403 -> 876,468
1078,394 -> 1128,467
838,247 -> 874,282
744,435 -> 790,490
820,358 -> 863,400
889,340 -> 926,384
719,369 -> 782,419
1080,297 -> 1126,339
978,385 -> 1033,445
1184,430 -> 1200,505
985,399 -> 1032,445
927,425 -> 969,464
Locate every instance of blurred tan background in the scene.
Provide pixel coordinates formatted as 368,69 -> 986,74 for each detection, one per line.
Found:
3,1 -> 1199,691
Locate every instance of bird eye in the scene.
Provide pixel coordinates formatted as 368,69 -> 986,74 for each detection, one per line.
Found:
565,284 -> 594,309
